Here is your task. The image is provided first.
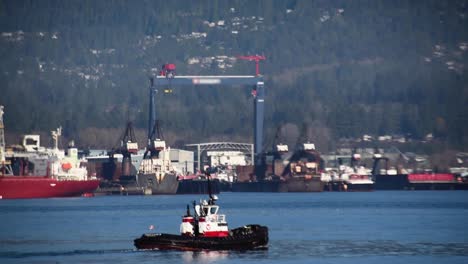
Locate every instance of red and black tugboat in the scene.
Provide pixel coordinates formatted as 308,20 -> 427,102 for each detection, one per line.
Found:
134,176 -> 268,251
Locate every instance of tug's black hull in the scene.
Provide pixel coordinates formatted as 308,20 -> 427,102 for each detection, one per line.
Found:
134,225 -> 268,251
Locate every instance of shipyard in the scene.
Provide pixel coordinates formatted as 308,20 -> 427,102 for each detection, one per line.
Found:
2,62 -> 467,198
1,1 -> 468,264
1,62 -> 467,197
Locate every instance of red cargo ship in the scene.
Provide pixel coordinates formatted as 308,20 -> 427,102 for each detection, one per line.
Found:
0,106 -> 99,199
0,133 -> 100,199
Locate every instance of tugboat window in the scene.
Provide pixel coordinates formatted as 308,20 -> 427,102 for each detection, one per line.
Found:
210,207 -> 217,214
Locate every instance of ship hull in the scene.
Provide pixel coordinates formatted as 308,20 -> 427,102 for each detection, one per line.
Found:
455,182 -> 468,190
137,173 -> 179,194
231,181 -> 281,192
0,176 -> 100,199
373,174 -> 409,190
281,177 -> 324,192
409,182 -> 456,190
232,177 -> 324,192
324,181 -> 374,191
134,225 -> 268,251
176,179 -> 221,194
345,182 -> 374,191
86,154 -> 144,181
373,173 -> 457,190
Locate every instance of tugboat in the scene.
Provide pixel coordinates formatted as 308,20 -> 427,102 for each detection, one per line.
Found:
134,175 -> 268,251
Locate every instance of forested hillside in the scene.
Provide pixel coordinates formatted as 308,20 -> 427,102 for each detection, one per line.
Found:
0,0 -> 467,151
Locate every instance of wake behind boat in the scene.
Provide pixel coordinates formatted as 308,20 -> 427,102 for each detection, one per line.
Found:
134,175 -> 268,251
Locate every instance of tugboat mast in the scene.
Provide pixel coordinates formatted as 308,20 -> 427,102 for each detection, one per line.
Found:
206,170 -> 215,204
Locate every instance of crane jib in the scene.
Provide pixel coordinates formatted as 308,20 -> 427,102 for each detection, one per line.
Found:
154,76 -> 262,86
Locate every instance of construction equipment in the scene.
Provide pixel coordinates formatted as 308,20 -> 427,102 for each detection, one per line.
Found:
144,119 -> 166,159
159,63 -> 176,78
119,121 -> 139,155
148,69 -> 266,179
237,55 -> 266,76
109,121 -> 139,179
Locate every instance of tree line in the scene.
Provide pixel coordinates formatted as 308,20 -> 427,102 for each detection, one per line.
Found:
0,0 -> 467,151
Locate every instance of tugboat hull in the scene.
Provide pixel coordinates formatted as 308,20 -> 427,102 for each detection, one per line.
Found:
134,225 -> 268,251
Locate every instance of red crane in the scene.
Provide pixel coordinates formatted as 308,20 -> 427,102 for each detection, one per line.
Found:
159,63 -> 176,78
237,55 -> 266,76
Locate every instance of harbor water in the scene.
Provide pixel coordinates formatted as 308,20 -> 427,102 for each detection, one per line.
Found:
1,191 -> 468,264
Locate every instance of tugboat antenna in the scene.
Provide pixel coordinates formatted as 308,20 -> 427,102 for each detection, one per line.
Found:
186,204 -> 191,217
205,170 -> 214,204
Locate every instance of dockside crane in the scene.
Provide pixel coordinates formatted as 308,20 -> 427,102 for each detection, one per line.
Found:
268,125 -> 289,178
109,121 -> 139,181
146,77 -> 168,160
144,119 -> 166,159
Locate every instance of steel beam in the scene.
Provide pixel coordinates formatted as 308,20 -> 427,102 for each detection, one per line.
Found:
254,81 -> 265,178
148,87 -> 156,139
155,76 -> 261,86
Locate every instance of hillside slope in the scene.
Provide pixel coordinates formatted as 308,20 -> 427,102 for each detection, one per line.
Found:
0,0 -> 467,150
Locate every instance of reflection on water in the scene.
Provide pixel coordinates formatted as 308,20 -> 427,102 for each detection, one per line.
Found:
136,248 -> 269,263
181,251 -> 229,263
2,240 -> 466,260
0,248 -> 135,259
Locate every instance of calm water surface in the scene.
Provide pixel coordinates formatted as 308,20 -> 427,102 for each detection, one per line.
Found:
1,191 -> 467,263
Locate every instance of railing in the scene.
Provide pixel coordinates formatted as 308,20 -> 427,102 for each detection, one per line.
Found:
209,214 -> 226,223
